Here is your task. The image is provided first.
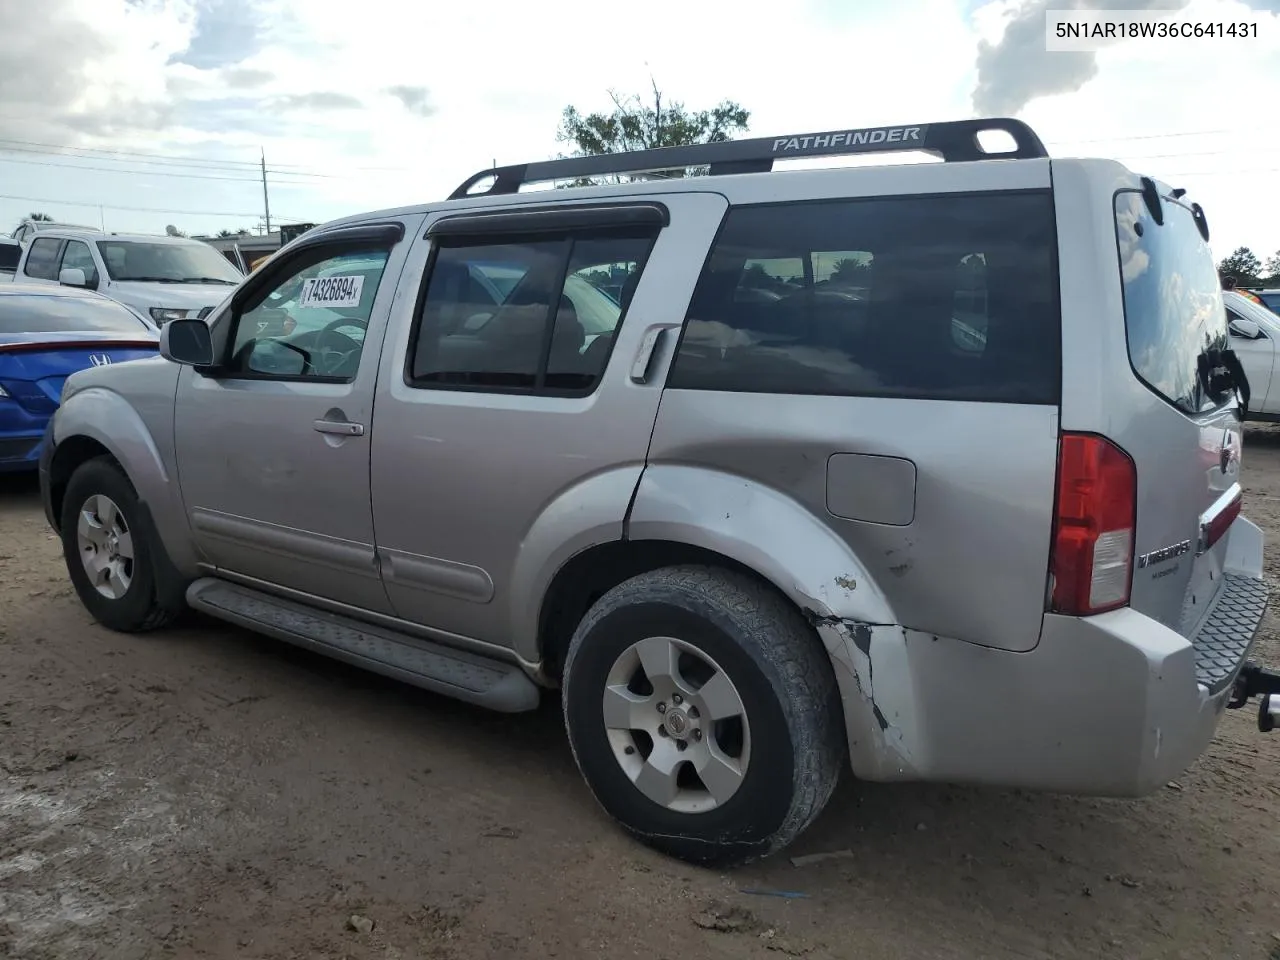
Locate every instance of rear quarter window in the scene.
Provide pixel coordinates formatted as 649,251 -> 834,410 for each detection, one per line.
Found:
1114,191 -> 1230,415
666,191 -> 1061,404
0,243 -> 19,272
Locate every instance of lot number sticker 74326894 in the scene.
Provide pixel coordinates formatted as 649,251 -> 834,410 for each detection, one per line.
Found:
299,275 -> 364,309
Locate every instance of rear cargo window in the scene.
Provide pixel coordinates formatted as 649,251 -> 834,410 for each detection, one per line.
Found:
1114,191 -> 1230,415
666,191 -> 1060,404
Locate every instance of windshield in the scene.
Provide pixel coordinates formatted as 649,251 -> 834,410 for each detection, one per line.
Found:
97,240 -> 243,284
1115,191 -> 1231,415
0,294 -> 152,334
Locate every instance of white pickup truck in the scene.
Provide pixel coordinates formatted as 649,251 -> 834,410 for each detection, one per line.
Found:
1227,289 -> 1280,422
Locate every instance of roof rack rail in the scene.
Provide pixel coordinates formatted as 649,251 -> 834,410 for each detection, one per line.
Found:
449,117 -> 1047,201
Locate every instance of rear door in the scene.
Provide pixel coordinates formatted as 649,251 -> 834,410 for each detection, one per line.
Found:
369,193 -> 728,648
1108,188 -> 1243,638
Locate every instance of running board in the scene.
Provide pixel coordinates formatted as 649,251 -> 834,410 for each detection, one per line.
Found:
185,577 -> 540,713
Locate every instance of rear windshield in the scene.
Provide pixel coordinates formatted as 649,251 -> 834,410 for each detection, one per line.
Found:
666,191 -> 1062,404
1114,191 -> 1230,415
0,243 -> 18,272
0,295 -> 151,334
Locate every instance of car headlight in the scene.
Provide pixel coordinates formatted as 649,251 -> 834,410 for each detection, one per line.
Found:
150,307 -> 191,324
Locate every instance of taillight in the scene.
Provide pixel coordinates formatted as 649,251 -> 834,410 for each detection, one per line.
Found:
1049,433 -> 1137,616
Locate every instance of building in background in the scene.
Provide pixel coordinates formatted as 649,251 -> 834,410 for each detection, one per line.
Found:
195,222 -> 317,274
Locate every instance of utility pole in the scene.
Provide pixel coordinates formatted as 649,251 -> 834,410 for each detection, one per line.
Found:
260,148 -> 272,235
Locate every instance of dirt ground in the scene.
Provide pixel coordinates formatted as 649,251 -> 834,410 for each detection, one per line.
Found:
2,438 -> 1280,960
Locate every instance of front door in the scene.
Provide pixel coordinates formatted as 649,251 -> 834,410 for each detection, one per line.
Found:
369,194 -> 729,652
173,219 -> 420,613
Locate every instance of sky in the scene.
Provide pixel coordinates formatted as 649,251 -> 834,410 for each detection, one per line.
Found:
0,0 -> 1278,266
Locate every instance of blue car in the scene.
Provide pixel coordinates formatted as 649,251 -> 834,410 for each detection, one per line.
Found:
1,283 -> 158,473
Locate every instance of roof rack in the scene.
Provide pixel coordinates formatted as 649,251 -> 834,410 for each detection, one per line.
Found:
449,118 -> 1047,201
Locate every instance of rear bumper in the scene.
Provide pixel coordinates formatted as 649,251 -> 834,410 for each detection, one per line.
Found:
830,517 -> 1268,796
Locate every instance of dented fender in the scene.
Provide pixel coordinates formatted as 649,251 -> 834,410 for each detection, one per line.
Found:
627,464 -> 918,777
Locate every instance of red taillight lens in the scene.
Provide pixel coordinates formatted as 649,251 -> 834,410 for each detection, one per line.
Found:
1049,433 -> 1137,616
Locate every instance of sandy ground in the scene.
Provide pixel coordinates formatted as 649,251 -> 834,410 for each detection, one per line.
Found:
2,436 -> 1280,960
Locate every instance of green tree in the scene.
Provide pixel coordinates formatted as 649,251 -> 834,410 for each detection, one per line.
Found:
1264,250 -> 1280,282
831,257 -> 872,285
1219,246 -> 1263,286
29,212 -> 53,221
556,80 -> 750,186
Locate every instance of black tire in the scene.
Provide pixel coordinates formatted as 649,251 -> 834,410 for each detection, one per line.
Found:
561,565 -> 845,866
60,456 -> 182,633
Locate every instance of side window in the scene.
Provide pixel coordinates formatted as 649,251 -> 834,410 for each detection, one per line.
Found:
60,241 -> 99,286
225,246 -> 392,381
410,229 -> 656,394
24,238 -> 63,280
668,192 -> 1060,404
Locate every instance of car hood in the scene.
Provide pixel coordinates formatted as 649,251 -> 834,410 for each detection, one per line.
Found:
103,280 -> 236,312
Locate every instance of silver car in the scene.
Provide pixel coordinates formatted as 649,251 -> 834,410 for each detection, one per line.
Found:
37,119 -> 1280,865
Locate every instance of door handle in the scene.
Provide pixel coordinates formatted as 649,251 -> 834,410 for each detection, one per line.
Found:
313,419 -> 365,437
630,323 -> 682,384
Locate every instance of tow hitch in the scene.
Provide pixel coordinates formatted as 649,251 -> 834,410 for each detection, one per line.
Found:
1227,660 -> 1280,732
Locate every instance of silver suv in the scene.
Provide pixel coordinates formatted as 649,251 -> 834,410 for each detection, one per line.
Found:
37,119 -> 1280,865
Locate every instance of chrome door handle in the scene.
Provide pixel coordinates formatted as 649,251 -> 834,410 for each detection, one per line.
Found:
313,419 -> 365,437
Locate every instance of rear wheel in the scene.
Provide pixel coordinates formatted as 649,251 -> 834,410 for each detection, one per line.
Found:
60,457 -> 182,633
561,565 -> 844,866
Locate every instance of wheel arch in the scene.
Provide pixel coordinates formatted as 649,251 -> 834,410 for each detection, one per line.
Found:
49,387 -> 198,575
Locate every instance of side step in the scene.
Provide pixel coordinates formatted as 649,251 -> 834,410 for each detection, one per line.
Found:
186,577 -> 541,713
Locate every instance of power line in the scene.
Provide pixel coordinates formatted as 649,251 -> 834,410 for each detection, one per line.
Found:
0,131 -> 417,175
0,150 -> 335,184
0,138 -> 336,177
0,191 -> 308,220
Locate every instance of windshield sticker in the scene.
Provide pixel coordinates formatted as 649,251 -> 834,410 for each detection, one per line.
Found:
299,275 -> 364,309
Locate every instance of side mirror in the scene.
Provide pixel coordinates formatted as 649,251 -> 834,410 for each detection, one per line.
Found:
1230,317 -> 1263,340
160,317 -> 215,367
59,267 -> 88,288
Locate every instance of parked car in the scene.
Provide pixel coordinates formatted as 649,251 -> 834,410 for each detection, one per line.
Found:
15,230 -> 242,326
37,119 -> 1278,866
1224,289 -> 1280,421
0,238 -> 19,283
10,219 -> 101,246
0,284 -> 158,472
1247,288 -> 1280,313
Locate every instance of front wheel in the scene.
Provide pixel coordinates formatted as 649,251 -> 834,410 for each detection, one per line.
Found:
60,457 -> 182,633
561,566 -> 845,866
